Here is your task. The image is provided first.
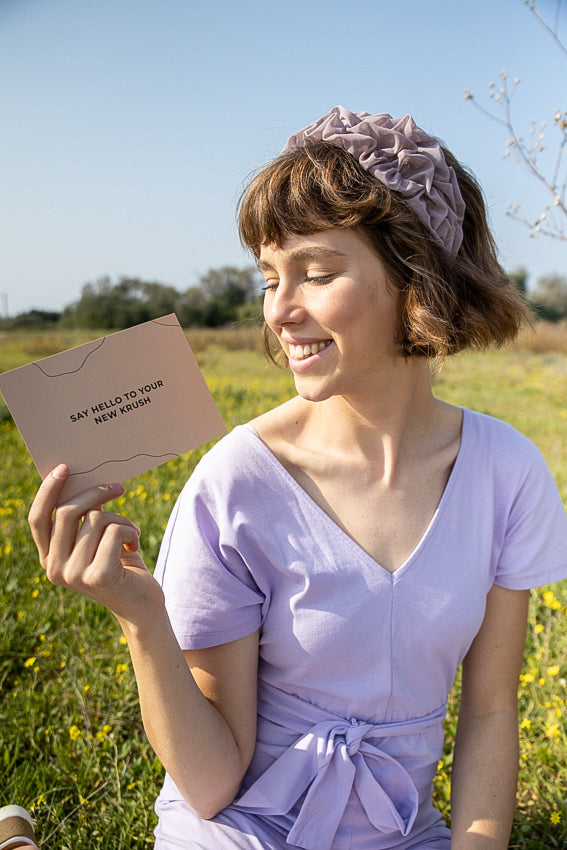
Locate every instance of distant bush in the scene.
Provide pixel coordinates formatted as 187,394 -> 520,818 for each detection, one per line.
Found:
0,310 -> 61,331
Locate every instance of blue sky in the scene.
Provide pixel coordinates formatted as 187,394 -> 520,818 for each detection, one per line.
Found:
1,0 -> 566,316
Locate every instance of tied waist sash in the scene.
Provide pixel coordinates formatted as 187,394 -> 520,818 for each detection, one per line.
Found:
234,682 -> 446,850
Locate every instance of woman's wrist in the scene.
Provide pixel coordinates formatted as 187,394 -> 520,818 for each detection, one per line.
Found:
113,579 -> 168,637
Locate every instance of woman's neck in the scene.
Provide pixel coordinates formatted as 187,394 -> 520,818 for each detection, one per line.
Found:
290,363 -> 453,481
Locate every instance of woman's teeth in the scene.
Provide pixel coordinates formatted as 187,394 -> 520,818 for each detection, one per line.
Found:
289,341 -> 331,360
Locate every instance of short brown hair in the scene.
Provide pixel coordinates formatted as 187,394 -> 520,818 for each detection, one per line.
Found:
238,141 -> 531,359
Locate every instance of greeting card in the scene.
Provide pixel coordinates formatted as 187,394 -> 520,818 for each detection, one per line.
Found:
0,315 -> 226,501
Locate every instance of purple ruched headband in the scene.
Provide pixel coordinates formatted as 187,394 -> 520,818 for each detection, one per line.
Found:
281,106 -> 466,256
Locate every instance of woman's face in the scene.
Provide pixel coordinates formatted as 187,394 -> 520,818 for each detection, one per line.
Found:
259,228 -> 402,403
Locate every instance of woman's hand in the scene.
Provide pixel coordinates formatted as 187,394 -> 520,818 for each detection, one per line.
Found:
28,463 -> 164,624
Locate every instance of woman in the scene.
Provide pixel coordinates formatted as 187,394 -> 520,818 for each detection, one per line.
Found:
28,107 -> 567,849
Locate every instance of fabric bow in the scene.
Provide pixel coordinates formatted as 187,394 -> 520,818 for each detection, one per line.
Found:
236,715 -> 422,850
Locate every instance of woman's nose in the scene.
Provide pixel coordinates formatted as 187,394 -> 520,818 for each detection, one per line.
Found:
264,281 -> 306,327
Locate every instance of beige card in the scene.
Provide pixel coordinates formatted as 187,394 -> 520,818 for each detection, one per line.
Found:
0,315 -> 226,502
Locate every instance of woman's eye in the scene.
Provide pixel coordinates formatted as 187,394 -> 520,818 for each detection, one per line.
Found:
306,274 -> 332,284
260,273 -> 333,291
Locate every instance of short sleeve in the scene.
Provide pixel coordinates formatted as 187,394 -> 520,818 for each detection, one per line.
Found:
154,447 -> 266,650
495,441 -> 567,590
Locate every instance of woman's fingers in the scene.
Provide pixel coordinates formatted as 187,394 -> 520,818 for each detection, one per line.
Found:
44,510 -> 141,601
27,464 -> 160,620
28,464 -> 125,564
74,509 -> 141,569
28,464 -> 71,560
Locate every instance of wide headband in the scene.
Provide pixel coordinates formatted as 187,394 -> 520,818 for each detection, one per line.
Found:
281,106 -> 465,256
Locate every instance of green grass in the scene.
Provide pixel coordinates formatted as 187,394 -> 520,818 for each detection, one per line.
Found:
1,333 -> 566,848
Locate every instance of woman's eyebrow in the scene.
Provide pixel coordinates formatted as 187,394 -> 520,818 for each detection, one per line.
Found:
257,259 -> 275,272
289,247 -> 347,264
258,247 -> 347,271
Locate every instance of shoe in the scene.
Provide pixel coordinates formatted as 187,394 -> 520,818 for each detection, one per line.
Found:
0,806 -> 39,849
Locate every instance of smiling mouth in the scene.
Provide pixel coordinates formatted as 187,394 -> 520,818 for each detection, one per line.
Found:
288,340 -> 332,361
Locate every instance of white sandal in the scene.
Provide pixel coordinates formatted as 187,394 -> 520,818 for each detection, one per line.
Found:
0,806 -> 39,850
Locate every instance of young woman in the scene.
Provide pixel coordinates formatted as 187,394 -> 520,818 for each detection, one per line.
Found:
28,107 -> 567,849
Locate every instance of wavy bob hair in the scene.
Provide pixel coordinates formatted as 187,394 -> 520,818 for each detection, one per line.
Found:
238,141 -> 531,360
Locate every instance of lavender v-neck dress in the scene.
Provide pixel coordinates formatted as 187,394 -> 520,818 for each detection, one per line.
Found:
153,409 -> 567,849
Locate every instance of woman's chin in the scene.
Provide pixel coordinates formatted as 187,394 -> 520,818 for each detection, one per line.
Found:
291,375 -> 336,404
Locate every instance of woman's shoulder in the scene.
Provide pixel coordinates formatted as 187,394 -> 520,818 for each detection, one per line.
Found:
248,396 -> 308,458
462,407 -> 550,479
250,396 -> 305,433
463,407 -> 541,451
190,422 -> 262,477
181,400 -> 304,500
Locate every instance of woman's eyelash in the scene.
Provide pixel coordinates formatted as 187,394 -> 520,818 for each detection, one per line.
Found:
307,275 -> 332,284
261,275 -> 333,292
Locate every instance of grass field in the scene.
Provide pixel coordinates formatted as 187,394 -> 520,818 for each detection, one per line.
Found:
0,326 -> 566,848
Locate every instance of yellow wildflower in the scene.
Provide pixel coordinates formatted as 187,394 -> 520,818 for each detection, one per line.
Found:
69,725 -> 82,741
24,657 -> 36,668
29,794 -> 45,812
543,590 -> 562,610
96,724 -> 112,742
550,811 -> 561,825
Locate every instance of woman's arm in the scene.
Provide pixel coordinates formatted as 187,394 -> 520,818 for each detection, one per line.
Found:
450,584 -> 529,850
120,621 -> 259,818
28,465 -> 258,818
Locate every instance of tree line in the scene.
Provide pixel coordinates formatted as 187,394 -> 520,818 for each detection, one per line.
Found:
2,265 -> 567,331
1,266 -> 263,331
510,268 -> 567,322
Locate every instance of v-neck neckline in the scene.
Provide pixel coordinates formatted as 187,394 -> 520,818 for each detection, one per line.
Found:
241,409 -> 468,580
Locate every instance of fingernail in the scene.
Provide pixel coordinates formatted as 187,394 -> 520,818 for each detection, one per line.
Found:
52,464 -> 69,479
108,483 -> 124,493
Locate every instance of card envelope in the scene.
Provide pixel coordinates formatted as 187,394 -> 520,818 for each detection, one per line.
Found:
0,314 -> 226,501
